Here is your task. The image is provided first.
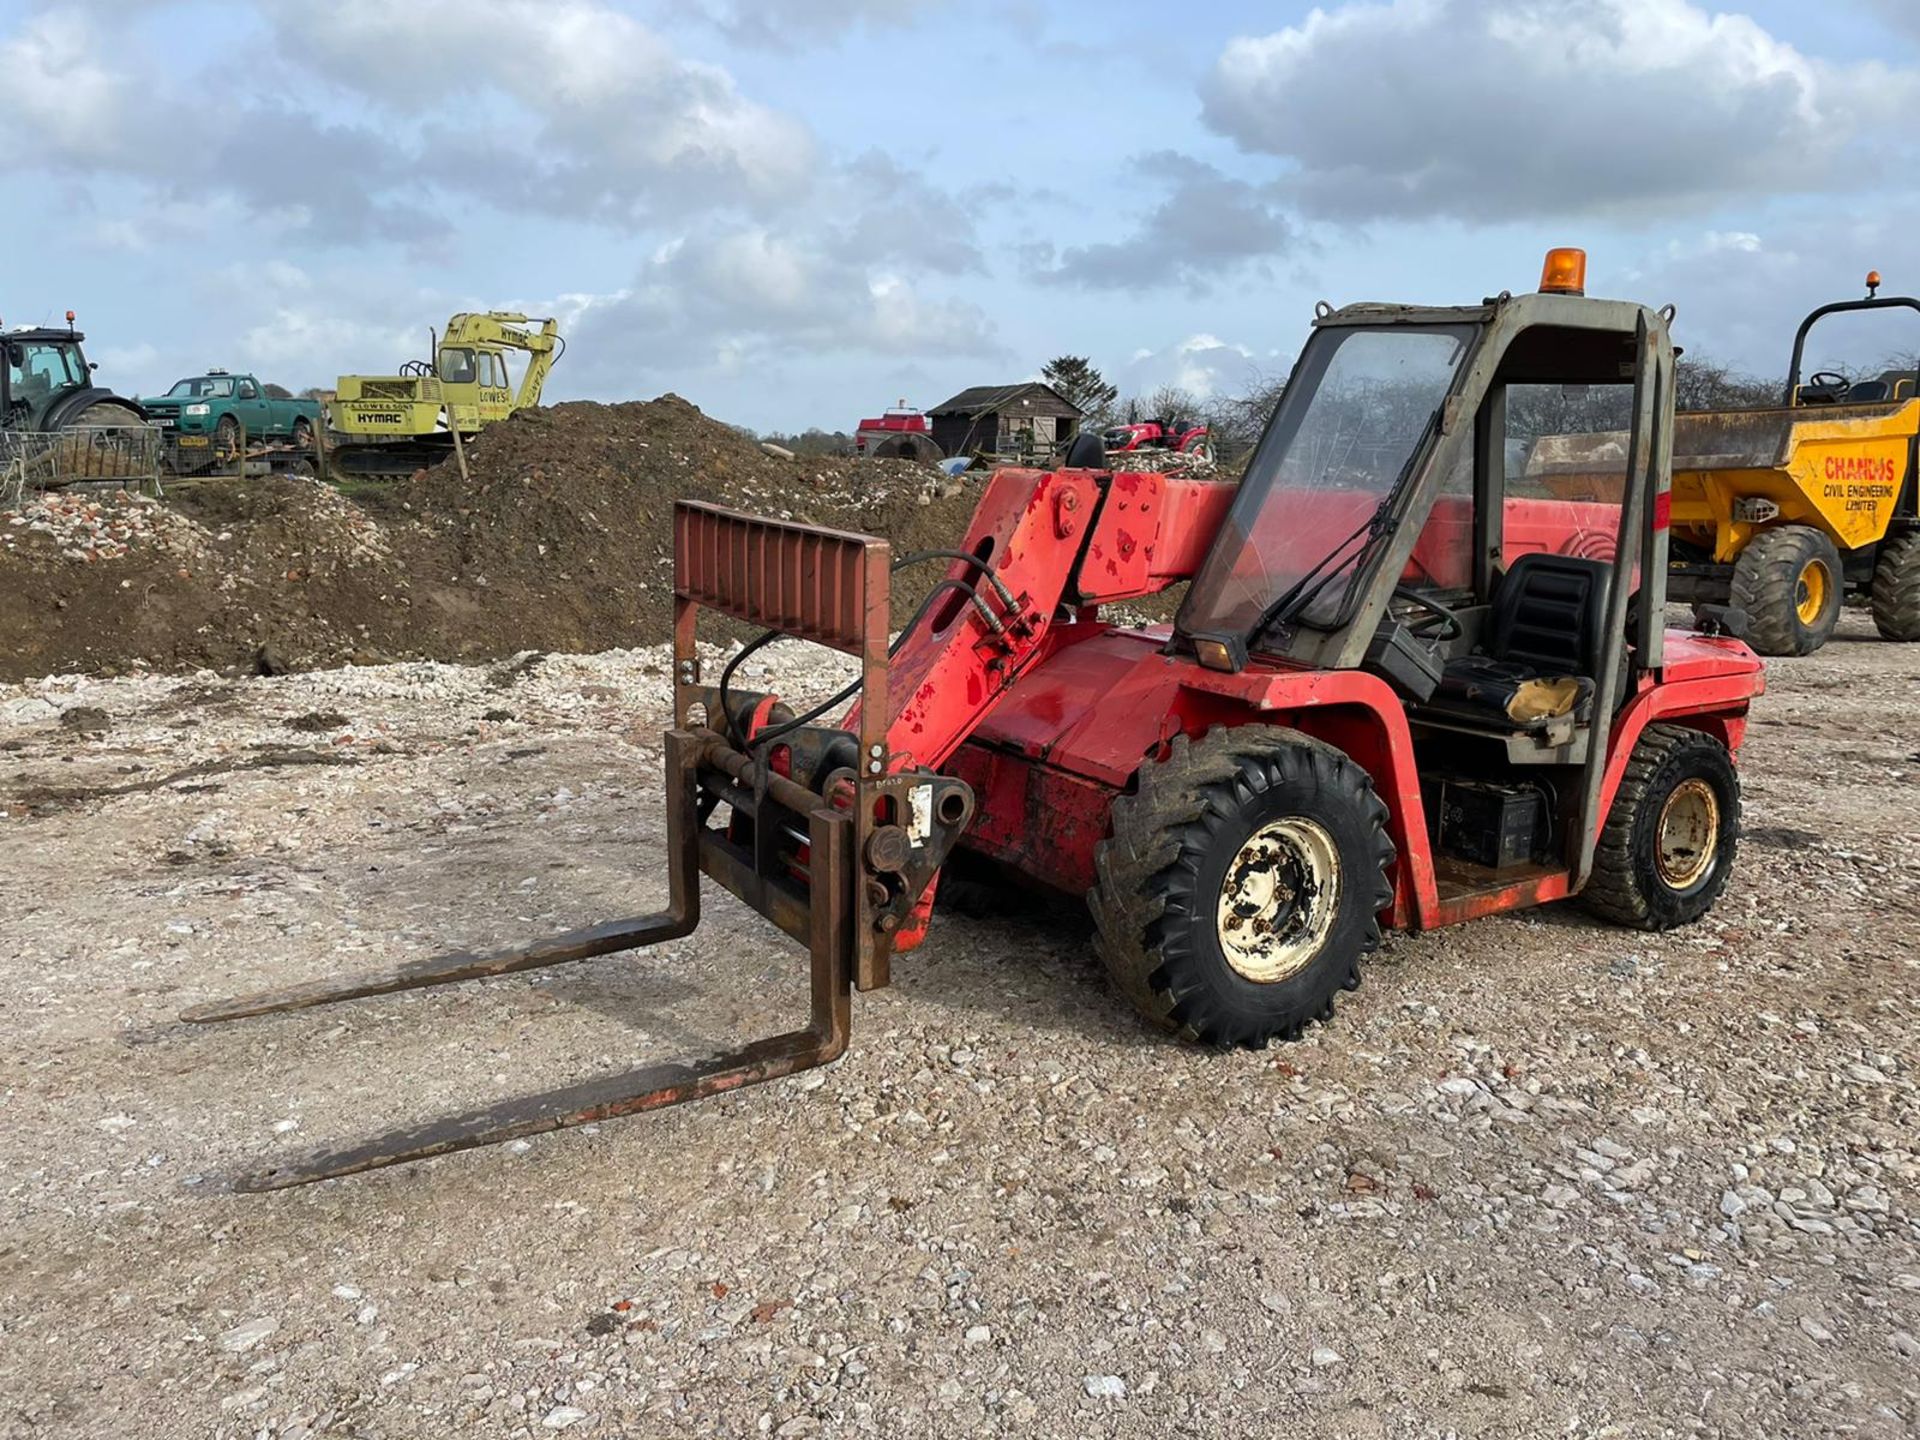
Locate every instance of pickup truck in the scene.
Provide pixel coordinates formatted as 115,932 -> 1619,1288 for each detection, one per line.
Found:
138,370 -> 320,465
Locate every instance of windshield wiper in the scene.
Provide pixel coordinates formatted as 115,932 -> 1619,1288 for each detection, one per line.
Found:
1245,510 -> 1394,649
1244,409 -> 1441,648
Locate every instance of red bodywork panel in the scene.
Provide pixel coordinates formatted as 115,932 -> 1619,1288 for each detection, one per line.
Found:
861,464 -> 1764,953
947,625 -> 1761,928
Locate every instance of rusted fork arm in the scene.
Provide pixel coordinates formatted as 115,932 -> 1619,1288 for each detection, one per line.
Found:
236,1017 -> 843,1193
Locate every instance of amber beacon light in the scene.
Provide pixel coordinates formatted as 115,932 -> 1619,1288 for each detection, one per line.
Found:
1538,248 -> 1588,296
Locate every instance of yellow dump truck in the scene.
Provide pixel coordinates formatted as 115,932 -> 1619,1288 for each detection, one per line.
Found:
1665,279 -> 1919,655
327,312 -> 563,474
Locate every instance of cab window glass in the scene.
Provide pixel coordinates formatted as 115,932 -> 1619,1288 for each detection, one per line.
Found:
1503,383 -> 1634,567
22,343 -> 84,388
439,348 -> 477,383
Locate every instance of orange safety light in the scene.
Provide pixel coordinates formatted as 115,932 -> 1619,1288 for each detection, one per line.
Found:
1867,270 -> 1882,297
65,310 -> 75,322
1538,248 -> 1587,296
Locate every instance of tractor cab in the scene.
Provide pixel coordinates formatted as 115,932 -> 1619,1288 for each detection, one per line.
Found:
1164,250 -> 1756,906
0,315 -> 146,434
2,328 -> 93,427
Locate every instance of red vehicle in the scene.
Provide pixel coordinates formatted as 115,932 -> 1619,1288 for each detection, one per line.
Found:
187,253 -> 1766,1189
855,401 -> 938,461
1103,414 -> 1214,459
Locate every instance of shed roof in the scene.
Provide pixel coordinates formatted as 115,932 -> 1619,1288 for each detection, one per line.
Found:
928,381 -> 1083,418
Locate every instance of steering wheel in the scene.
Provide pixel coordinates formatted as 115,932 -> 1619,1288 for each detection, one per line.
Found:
1392,586 -> 1462,641
1806,371 -> 1850,395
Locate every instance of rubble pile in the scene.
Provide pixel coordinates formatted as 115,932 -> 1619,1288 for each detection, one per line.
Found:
0,490 -> 206,565
0,396 -> 980,681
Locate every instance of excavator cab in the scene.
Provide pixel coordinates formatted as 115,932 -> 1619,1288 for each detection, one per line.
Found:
185,253 -> 1765,1190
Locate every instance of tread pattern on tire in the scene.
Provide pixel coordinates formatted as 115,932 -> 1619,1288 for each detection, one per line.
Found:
1090,724 -> 1394,1046
1871,532 -> 1920,642
1728,525 -> 1841,656
1584,722 -> 1738,930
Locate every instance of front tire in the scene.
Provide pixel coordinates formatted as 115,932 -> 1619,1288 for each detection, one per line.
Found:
215,413 -> 241,459
1729,525 -> 1842,656
1583,723 -> 1739,930
1091,726 -> 1394,1047
292,417 -> 315,451
1870,533 -> 1920,641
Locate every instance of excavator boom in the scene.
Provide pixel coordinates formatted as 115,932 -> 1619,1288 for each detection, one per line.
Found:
440,312 -> 565,409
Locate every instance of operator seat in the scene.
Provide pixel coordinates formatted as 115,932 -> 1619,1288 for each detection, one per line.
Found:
1428,553 -> 1610,730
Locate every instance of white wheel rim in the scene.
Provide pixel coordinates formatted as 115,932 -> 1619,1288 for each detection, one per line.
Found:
1655,778 -> 1719,891
1215,817 -> 1341,983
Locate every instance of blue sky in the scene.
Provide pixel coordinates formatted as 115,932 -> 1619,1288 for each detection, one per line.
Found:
4,0 -> 1917,431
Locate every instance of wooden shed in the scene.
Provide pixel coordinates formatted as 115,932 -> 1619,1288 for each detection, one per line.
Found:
928,382 -> 1084,459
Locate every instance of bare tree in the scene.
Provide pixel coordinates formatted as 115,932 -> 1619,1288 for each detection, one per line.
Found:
1674,355 -> 1779,412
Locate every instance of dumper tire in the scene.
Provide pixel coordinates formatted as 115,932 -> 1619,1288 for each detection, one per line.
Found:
1729,525 -> 1842,656
1583,723 -> 1739,930
1090,726 -> 1394,1048
1870,533 -> 1920,642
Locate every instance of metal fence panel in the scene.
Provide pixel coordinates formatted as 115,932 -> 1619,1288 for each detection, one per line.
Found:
0,425 -> 165,502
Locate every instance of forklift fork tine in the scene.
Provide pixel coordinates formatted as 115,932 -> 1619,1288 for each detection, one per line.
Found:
234,1022 -> 843,1192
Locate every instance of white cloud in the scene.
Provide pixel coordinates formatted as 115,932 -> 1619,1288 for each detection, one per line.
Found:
263,0 -> 818,218
1027,153 -> 1296,291
1119,333 -> 1270,402
0,10 -> 140,165
1204,0 -> 1920,221
561,221 -> 998,393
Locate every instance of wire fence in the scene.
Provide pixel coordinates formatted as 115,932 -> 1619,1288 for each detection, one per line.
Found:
0,425 -> 166,507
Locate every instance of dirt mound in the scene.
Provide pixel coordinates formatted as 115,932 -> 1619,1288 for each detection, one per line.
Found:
0,396 -> 977,681
396,396 -> 978,651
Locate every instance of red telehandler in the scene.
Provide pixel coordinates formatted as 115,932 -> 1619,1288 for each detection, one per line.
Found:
187,252 -> 1765,1189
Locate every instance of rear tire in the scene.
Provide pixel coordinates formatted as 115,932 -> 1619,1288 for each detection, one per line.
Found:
1091,726 -> 1394,1047
1729,525 -> 1842,656
1870,533 -> 1920,641
1583,723 -> 1739,930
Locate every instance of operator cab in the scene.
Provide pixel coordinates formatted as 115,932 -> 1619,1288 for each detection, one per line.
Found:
1784,275 -> 1920,409
1175,250 -> 1683,891
1798,368 -> 1918,406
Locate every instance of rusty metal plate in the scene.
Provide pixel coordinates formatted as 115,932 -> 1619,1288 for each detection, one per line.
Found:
674,500 -> 890,658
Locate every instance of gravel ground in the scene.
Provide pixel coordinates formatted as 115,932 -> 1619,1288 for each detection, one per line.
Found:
2,614 -> 1916,1439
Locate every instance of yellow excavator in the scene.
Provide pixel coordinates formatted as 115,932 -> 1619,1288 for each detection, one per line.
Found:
326,312 -> 564,474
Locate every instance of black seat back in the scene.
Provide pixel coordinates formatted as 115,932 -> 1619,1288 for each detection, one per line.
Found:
1488,552 -> 1611,677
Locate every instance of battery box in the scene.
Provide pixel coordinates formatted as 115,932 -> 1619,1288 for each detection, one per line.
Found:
1432,778 -> 1548,870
